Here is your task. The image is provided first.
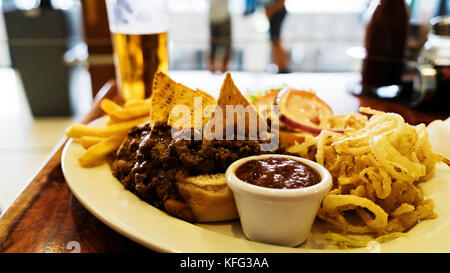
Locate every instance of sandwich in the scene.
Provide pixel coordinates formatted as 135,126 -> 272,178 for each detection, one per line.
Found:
111,72 -> 283,222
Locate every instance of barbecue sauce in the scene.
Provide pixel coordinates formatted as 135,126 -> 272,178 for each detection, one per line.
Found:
235,157 -> 320,189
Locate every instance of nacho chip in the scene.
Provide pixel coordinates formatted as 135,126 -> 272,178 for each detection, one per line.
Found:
196,88 -> 217,127
215,72 -> 266,137
152,72 -> 217,129
196,88 -> 216,105
168,83 -> 218,129
150,71 -> 178,123
168,82 -> 198,129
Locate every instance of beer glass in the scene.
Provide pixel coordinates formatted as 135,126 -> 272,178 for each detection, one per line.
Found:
105,0 -> 169,100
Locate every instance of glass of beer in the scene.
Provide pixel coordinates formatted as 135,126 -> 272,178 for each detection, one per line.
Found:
105,0 -> 169,100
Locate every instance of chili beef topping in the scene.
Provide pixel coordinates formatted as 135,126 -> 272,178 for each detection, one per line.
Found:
111,121 -> 283,222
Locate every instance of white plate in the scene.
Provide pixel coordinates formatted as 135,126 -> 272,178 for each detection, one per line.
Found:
61,117 -> 450,253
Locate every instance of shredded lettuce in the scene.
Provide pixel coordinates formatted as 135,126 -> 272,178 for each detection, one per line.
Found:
324,232 -> 408,248
246,85 -> 316,103
246,85 -> 287,103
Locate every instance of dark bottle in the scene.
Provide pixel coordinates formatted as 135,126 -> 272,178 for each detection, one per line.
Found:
434,0 -> 449,17
361,0 -> 410,88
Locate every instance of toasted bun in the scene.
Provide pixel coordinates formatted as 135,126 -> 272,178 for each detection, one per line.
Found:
176,173 -> 238,223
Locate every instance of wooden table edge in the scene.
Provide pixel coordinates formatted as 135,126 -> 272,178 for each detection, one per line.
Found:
0,80 -> 118,244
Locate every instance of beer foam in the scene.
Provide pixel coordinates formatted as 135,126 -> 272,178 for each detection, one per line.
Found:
106,0 -> 169,35
110,23 -> 169,35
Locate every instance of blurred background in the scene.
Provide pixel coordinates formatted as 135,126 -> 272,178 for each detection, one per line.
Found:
0,0 -> 448,213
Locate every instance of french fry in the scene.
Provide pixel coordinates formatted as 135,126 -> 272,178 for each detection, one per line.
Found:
100,99 -> 123,114
78,134 -> 126,167
109,103 -> 152,122
66,125 -> 104,138
124,98 -> 151,109
103,117 -> 149,134
106,117 -> 117,126
66,116 -> 149,138
80,136 -> 106,149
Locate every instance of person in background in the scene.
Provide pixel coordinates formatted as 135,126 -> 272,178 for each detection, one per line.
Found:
264,0 -> 289,73
244,0 -> 260,16
208,0 -> 232,73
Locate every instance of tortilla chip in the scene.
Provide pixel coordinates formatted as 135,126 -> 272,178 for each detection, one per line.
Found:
174,83 -> 198,107
196,88 -> 216,105
150,72 -> 178,123
215,72 -> 266,137
167,82 -> 198,129
196,88 -> 217,127
152,72 -> 217,129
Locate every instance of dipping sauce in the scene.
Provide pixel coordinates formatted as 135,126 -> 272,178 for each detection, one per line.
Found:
235,157 -> 321,189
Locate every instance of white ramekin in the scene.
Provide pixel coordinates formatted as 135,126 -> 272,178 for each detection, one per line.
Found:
225,154 -> 332,247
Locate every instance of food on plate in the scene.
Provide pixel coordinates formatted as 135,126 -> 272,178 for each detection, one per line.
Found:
215,73 -> 267,135
251,88 -> 334,145
426,118 -> 450,162
151,72 -> 216,129
248,87 -> 282,105
111,122 -> 257,222
100,98 -> 122,114
150,71 -> 181,124
80,136 -> 106,149
66,115 -> 149,167
235,156 -> 321,189
177,173 -> 238,222
287,108 -> 440,239
64,71 -> 216,168
324,231 -> 407,248
276,88 -> 333,134
111,72 -> 284,222
64,70 -> 446,247
108,102 -> 151,122
252,88 -> 280,107
78,134 -> 127,168
124,98 -> 151,109
225,154 -> 332,246
66,116 -> 148,138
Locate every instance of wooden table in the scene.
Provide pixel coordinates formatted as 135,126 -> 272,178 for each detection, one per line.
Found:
0,72 -> 448,253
